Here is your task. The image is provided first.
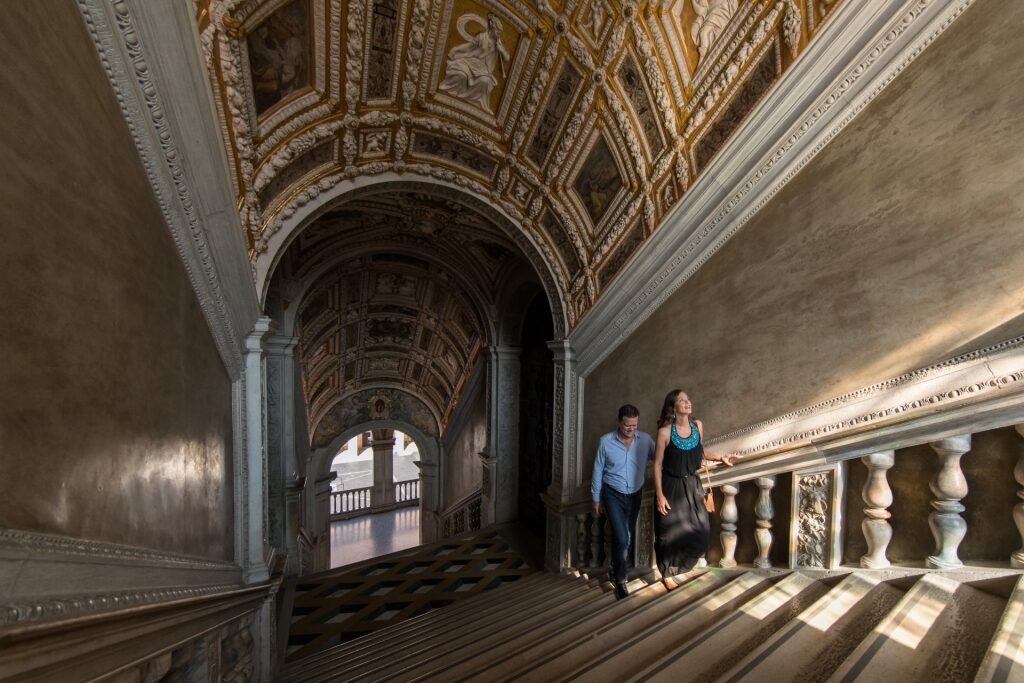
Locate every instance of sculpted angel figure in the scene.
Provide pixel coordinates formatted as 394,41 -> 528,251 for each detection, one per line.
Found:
439,13 -> 511,112
690,0 -> 740,60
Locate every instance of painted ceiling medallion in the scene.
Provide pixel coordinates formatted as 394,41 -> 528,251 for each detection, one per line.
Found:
368,390 -> 392,419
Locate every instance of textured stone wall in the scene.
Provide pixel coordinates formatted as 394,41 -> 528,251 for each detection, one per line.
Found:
442,367 -> 486,507
0,2 -> 234,560
582,0 -> 1024,474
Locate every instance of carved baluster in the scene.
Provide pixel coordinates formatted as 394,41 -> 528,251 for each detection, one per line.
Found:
1013,425 -> 1024,568
754,476 -> 775,569
927,434 -> 971,569
720,483 -> 739,568
861,451 -> 896,568
589,514 -> 602,568
576,513 -> 588,568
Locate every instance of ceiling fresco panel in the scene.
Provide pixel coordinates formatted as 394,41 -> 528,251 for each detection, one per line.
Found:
246,0 -> 312,115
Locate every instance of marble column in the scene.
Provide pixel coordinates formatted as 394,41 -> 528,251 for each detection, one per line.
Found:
927,434 -> 971,569
1012,424 -> 1024,568
754,476 -> 776,569
370,429 -> 396,512
719,483 -> 739,568
241,317 -> 272,584
486,346 -> 520,525
861,451 -> 895,569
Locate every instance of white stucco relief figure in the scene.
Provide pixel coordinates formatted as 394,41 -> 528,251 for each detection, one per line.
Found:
690,0 -> 739,62
439,13 -> 511,112
588,0 -> 607,38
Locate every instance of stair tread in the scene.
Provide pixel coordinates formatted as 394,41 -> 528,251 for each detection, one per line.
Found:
562,571 -> 773,683
280,571 -> 555,674
506,570 -> 731,683
715,571 -> 905,683
826,573 -> 1007,683
625,571 -> 828,683
973,574 -> 1024,683
416,578 -> 669,681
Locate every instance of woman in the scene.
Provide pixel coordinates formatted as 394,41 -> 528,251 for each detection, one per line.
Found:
653,389 -> 738,580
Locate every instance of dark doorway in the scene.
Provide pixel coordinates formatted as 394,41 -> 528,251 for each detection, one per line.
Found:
518,294 -> 554,539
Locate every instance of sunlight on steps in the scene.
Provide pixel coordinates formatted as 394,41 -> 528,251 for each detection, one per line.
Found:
277,556 -> 1024,683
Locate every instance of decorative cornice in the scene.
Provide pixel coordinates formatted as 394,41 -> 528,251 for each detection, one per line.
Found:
76,0 -> 260,380
0,583 -> 241,627
695,337 -> 1024,489
570,0 -> 978,374
0,529 -> 237,570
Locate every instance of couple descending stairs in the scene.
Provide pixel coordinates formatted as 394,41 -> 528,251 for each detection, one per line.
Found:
278,527 -> 1024,682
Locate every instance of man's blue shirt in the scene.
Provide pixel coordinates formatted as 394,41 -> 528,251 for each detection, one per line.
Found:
591,430 -> 656,502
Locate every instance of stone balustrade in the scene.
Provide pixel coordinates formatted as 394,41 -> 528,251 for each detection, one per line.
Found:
565,422 -> 1024,576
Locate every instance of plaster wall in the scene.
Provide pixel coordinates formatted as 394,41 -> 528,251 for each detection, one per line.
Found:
442,364 -> 486,507
582,0 -> 1024,475
0,2 -> 234,560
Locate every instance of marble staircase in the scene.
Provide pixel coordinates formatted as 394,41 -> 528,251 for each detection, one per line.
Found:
277,562 -> 1024,682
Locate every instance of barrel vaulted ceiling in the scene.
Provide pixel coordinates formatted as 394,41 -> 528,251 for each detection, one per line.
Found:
197,0 -> 843,330
277,189 -> 524,428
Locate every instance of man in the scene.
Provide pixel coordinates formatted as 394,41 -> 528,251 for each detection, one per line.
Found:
591,404 -> 656,599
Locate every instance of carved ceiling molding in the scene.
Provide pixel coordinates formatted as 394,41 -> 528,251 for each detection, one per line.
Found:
571,0 -> 978,374
705,336 -> 1024,486
76,0 -> 261,380
200,0 -> 842,327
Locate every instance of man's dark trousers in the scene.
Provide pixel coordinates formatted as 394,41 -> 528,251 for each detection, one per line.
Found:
601,484 -> 642,583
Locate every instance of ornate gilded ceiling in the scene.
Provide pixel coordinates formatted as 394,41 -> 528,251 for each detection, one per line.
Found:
198,0 -> 843,329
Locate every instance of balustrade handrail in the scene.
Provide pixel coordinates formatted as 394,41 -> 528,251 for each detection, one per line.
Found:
441,487 -> 482,517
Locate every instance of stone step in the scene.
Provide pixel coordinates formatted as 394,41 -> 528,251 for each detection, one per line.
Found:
416,578 -> 667,682
279,571 -> 556,677
340,575 -> 607,682
825,573 -> 1006,683
512,570 -> 734,683
714,571 -> 905,683
566,571 -> 776,683
974,574 -> 1024,683
280,573 -> 581,682
627,571 -> 828,682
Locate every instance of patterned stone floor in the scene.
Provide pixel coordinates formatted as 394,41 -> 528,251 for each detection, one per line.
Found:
284,528 -> 534,661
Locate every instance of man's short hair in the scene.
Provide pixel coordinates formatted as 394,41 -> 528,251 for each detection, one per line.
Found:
618,404 -> 639,421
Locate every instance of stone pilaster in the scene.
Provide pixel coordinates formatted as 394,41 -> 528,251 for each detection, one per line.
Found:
241,317 -> 272,584
486,346 -> 520,525
264,334 -> 298,565
861,451 -> 895,569
543,340 -> 581,572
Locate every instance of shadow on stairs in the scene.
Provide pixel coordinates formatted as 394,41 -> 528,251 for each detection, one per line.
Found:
278,525 -> 536,664
277,558 -> 1024,682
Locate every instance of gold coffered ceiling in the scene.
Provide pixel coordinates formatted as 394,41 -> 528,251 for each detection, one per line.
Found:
200,0 -> 842,327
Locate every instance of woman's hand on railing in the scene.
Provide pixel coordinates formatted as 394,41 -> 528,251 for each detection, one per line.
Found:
721,454 -> 739,466
657,494 -> 672,516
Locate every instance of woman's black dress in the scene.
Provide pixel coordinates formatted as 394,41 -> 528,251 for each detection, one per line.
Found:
655,420 -> 710,575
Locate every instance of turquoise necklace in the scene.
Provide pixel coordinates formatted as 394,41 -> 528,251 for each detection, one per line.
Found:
671,420 -> 700,450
